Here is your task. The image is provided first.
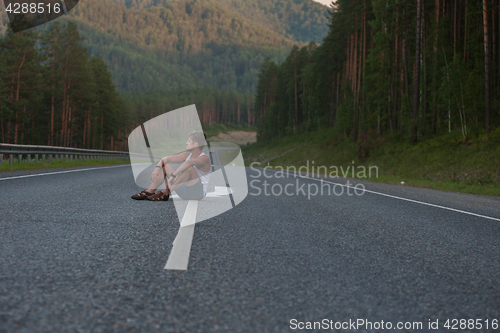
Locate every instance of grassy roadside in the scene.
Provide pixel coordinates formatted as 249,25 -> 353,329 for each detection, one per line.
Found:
242,128 -> 500,197
0,158 -> 130,173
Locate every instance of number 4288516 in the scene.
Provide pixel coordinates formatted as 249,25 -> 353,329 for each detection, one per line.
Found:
444,319 -> 498,330
6,2 -> 61,14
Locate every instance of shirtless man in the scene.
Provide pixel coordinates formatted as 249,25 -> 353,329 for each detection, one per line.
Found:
131,131 -> 210,201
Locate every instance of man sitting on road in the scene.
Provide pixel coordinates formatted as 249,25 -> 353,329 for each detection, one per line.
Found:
131,131 -> 210,201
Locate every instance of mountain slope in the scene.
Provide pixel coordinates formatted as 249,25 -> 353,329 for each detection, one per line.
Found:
105,0 -> 330,43
70,18 -> 291,92
0,0 -> 329,93
69,0 -> 297,51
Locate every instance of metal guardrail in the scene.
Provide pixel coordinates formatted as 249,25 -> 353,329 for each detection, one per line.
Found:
0,143 -> 129,167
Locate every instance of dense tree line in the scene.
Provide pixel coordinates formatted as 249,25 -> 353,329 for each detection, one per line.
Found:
255,0 -> 500,143
0,22 -> 127,150
124,89 -> 256,130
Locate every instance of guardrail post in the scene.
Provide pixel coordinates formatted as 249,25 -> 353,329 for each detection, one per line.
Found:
49,154 -> 52,163
27,154 -> 31,164
0,154 -> 3,167
65,154 -> 68,163
70,154 -> 73,162
35,154 -> 39,164
9,154 -> 13,166
18,154 -> 22,164
42,154 -> 45,163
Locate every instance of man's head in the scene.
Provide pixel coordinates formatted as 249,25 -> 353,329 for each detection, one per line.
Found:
186,131 -> 207,151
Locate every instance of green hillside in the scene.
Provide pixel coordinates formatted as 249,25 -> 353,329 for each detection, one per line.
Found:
0,0 -> 329,93
105,0 -> 329,43
64,0 -> 295,92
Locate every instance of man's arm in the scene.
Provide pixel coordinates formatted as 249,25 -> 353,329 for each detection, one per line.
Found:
170,155 -> 210,177
186,155 -> 210,169
158,152 -> 190,166
150,152 -> 190,183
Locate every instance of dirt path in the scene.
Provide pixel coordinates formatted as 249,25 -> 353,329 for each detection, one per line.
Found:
208,131 -> 257,146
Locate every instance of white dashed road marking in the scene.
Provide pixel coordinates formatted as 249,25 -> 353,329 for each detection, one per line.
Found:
165,200 -> 198,270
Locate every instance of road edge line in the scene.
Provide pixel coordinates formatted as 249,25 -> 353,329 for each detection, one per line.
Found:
0,165 -> 129,181
271,169 -> 500,223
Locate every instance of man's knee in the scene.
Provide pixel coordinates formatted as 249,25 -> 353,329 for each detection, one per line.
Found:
177,166 -> 198,182
185,165 -> 198,177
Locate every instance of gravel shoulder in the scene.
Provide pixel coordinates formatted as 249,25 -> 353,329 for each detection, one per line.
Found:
208,131 -> 257,145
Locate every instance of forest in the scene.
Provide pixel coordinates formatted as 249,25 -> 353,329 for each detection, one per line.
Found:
5,0 -> 498,152
0,0 -> 330,151
0,22 -> 128,150
0,21 -> 256,150
255,0 -> 500,144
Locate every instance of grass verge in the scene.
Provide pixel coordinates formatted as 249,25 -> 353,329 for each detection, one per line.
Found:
242,127 -> 500,197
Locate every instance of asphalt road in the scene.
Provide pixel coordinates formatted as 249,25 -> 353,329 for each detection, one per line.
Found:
1,164 -> 499,332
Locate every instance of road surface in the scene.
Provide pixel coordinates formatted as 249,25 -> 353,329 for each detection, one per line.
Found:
1,164 -> 499,332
